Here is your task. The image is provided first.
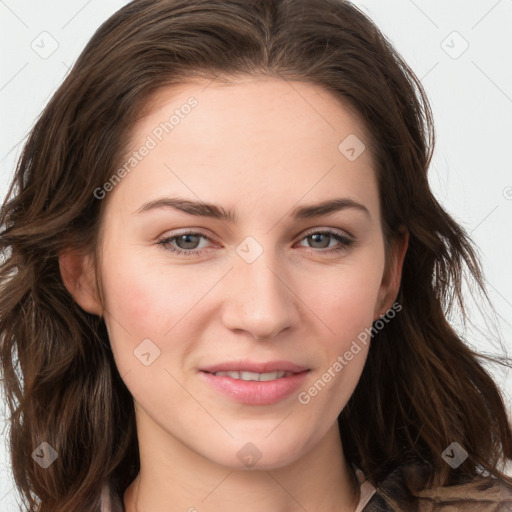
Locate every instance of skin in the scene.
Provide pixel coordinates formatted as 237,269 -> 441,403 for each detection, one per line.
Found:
60,76 -> 408,512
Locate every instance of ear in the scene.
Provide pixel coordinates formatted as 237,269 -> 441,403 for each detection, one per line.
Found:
58,249 -> 103,316
374,227 -> 409,320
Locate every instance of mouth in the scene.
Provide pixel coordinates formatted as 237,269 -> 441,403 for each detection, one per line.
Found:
206,370 -> 296,381
199,361 -> 310,405
200,359 -> 309,375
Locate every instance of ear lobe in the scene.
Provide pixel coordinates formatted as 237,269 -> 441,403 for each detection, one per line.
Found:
374,228 -> 409,320
58,249 -> 103,316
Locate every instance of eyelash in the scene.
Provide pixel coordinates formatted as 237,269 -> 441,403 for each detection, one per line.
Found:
157,229 -> 354,257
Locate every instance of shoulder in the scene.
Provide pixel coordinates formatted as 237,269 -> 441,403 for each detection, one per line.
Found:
361,457 -> 512,511
414,474 -> 512,511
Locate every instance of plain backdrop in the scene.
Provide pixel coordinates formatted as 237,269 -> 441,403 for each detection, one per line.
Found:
1,0 -> 511,509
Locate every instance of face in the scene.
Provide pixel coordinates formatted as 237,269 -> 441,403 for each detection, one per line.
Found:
73,77 -> 404,470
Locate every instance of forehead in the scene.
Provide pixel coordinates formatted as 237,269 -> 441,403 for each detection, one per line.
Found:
134,76 -> 372,151
109,77 -> 378,220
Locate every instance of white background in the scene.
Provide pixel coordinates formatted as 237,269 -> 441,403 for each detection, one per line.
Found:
1,0 -> 511,509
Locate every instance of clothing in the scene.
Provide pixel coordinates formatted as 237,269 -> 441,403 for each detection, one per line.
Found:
99,457 -> 512,511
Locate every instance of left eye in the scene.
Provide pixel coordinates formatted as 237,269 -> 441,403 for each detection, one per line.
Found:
298,231 -> 352,250
157,230 -> 353,256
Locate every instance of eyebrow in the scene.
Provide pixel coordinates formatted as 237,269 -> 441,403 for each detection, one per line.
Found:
134,196 -> 371,221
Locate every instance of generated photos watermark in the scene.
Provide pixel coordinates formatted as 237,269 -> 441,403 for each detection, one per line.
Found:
93,96 -> 198,200
297,301 -> 402,405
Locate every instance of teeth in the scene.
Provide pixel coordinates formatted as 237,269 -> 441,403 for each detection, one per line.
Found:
257,371 -> 280,382
213,370 -> 290,381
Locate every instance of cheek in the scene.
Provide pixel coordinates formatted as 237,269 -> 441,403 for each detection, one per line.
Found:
298,272 -> 378,418
298,250 -> 384,404
101,251 -> 201,335
99,248 -> 222,378
98,252 -> 184,371
102,263 -> 165,334
312,278 -> 376,377
307,258 -> 385,340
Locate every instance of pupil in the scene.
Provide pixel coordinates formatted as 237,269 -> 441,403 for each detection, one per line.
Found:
310,234 -> 329,248
178,234 -> 199,249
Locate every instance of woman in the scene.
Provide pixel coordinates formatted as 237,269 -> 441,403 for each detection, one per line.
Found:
1,0 -> 511,511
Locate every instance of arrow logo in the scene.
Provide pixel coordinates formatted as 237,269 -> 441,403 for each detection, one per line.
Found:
237,442 -> 263,467
338,134 -> 365,161
441,442 -> 468,468
31,442 -> 58,468
236,237 -> 263,263
134,338 -> 161,366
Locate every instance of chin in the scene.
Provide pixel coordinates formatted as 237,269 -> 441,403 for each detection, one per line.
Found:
203,435 -> 308,471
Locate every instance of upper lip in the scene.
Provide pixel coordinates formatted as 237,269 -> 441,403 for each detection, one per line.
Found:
200,360 -> 309,374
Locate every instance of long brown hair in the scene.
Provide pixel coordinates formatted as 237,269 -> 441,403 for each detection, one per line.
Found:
1,0 -> 511,510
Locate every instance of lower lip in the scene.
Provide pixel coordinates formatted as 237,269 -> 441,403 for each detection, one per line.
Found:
199,370 -> 310,405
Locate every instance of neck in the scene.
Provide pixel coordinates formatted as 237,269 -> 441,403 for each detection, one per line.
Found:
124,422 -> 359,512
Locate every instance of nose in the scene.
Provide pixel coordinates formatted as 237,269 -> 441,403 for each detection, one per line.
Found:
220,249 -> 300,340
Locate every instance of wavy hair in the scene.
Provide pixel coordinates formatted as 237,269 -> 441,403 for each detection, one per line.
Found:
1,0 -> 511,510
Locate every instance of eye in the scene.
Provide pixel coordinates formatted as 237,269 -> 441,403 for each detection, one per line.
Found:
157,229 -> 354,257
158,231 -> 212,256
297,230 -> 354,254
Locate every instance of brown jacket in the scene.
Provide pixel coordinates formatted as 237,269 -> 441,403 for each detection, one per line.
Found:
354,458 -> 512,511
99,458 -> 512,511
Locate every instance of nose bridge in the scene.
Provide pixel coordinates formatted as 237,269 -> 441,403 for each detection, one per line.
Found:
222,236 -> 298,338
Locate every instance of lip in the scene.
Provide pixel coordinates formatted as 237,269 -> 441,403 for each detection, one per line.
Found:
199,370 -> 310,405
198,360 -> 310,406
200,360 -> 309,374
